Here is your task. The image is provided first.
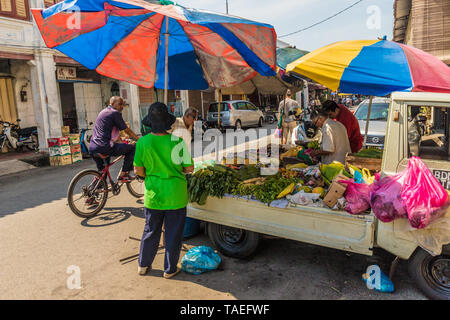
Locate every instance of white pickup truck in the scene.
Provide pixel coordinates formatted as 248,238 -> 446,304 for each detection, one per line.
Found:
187,92 -> 450,300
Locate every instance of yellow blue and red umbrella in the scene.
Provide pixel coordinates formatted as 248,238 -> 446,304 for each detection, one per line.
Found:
286,38 -> 450,96
31,0 -> 277,91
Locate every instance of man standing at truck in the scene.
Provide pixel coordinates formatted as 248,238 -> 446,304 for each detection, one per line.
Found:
322,100 -> 363,153
309,109 -> 351,164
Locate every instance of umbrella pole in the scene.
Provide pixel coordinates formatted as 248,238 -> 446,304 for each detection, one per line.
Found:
362,96 -> 373,148
164,17 -> 169,106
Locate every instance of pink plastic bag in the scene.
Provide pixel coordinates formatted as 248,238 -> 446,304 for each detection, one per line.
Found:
339,180 -> 371,215
401,157 -> 448,229
369,172 -> 408,223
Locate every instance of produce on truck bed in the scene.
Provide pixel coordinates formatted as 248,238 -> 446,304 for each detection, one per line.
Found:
353,148 -> 383,159
187,164 -> 240,205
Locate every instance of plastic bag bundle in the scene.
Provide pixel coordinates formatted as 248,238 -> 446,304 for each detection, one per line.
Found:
400,157 -> 448,229
319,161 -> 351,184
181,246 -> 221,275
339,180 -> 371,215
369,173 -> 408,223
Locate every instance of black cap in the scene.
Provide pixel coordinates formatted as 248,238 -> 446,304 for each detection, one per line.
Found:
142,102 -> 176,133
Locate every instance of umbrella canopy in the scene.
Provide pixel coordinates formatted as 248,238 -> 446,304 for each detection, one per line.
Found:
276,47 -> 309,71
32,0 -> 277,90
220,73 -> 299,95
286,39 -> 450,96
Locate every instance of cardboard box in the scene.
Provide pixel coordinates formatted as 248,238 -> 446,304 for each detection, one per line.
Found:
49,145 -> 71,156
60,154 -> 72,165
70,144 -> 81,154
71,152 -> 83,163
323,172 -> 349,208
49,155 -> 61,166
68,134 -> 81,145
62,126 -> 70,137
47,137 -> 70,147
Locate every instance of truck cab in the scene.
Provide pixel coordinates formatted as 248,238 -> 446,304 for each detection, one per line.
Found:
187,92 -> 450,300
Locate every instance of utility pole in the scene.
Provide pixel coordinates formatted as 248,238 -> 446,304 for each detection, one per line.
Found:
226,0 -> 229,14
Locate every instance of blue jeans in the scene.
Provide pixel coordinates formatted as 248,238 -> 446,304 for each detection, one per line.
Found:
89,143 -> 135,172
139,207 -> 187,274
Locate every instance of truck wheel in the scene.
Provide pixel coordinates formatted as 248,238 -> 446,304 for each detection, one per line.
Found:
207,222 -> 260,259
408,246 -> 450,300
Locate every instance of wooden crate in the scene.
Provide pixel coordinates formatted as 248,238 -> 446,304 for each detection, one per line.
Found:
345,154 -> 382,171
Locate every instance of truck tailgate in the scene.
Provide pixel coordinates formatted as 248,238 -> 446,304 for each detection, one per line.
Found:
188,197 -> 375,256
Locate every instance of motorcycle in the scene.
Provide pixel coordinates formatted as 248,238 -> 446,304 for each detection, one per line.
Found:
79,122 -> 93,157
0,119 -> 39,152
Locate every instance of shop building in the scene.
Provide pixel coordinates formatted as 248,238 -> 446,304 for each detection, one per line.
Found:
0,0 -> 141,152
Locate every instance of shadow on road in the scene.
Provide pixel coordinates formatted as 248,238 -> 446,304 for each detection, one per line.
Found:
0,160 -> 122,218
80,207 -> 139,227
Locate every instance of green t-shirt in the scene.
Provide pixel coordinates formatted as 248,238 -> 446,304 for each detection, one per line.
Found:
133,133 -> 193,210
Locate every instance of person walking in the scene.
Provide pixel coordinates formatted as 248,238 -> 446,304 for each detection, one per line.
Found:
278,89 -> 299,145
134,102 -> 194,278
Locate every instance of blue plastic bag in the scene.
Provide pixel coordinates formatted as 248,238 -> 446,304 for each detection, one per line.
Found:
181,246 -> 221,275
362,265 -> 395,293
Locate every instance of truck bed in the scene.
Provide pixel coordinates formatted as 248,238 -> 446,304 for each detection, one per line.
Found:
188,196 -> 375,256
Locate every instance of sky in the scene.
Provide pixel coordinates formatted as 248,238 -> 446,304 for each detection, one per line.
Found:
176,0 -> 395,51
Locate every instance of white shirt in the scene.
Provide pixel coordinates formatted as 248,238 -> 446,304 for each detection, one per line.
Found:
168,117 -> 192,152
320,119 -> 351,165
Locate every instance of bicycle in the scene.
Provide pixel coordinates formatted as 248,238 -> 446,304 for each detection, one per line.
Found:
67,147 -> 145,218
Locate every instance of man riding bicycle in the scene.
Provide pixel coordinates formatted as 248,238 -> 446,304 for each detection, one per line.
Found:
89,96 -> 140,183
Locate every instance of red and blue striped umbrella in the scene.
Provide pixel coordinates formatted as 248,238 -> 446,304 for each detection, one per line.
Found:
32,0 -> 277,91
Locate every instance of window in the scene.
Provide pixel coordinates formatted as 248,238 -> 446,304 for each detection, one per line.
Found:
110,82 -> 120,98
234,102 -> 247,110
0,0 -> 30,20
246,102 -> 258,111
407,105 -> 449,161
44,0 -> 63,8
209,103 -> 229,112
354,102 -> 389,121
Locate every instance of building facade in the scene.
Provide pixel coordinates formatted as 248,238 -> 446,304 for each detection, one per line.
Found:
393,0 -> 450,65
0,0 -> 142,151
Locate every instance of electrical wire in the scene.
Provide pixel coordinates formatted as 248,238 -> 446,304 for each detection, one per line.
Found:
278,0 -> 365,38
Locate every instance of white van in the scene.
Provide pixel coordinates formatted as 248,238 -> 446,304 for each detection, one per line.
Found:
207,100 -> 265,130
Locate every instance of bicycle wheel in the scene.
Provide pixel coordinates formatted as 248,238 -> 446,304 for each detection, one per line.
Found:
126,176 -> 145,198
67,169 -> 108,218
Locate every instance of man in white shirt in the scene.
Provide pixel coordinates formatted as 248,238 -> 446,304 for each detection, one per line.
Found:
309,109 -> 351,164
168,107 -> 198,152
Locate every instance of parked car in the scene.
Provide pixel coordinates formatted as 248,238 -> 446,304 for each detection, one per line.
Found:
354,97 -> 391,148
207,100 -> 265,130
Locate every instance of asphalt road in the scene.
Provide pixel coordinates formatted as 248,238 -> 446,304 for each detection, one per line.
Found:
0,124 -> 427,300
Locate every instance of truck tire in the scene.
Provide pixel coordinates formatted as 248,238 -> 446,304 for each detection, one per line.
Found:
408,246 -> 450,300
207,222 -> 260,259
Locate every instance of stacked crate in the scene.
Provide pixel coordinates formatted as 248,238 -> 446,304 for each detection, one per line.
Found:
68,134 -> 83,163
47,137 -> 71,166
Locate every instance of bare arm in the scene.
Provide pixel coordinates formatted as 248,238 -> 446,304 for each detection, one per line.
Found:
134,166 -> 145,178
183,165 -> 194,174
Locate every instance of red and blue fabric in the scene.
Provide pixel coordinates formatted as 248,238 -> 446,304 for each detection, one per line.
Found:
32,0 -> 277,89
